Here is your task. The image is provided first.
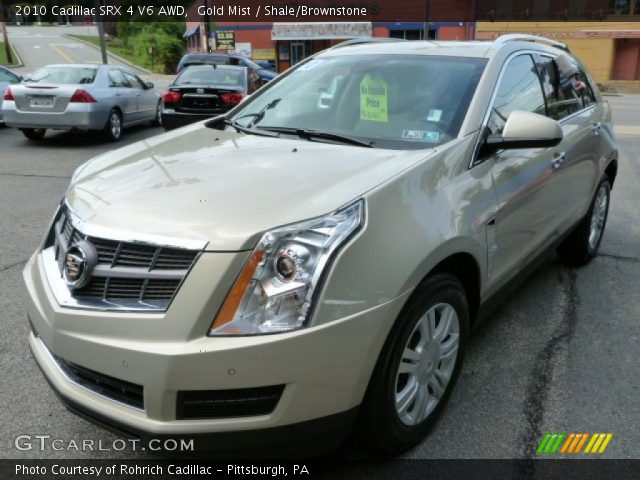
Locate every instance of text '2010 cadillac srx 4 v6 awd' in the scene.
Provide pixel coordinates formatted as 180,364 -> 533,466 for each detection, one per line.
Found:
24,35 -> 617,456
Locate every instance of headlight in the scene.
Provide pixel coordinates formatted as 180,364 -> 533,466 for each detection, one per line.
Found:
209,199 -> 364,336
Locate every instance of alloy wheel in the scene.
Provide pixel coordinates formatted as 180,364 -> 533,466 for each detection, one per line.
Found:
395,302 -> 460,426
588,184 -> 608,251
110,112 -> 122,139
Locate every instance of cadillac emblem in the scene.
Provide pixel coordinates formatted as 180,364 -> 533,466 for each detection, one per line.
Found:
63,240 -> 97,290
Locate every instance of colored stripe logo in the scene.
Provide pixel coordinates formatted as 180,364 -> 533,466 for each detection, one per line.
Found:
537,433 -> 613,454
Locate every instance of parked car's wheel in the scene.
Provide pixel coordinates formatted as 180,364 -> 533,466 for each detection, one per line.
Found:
558,176 -> 611,266
357,273 -> 470,455
21,128 -> 46,141
151,101 -> 162,127
103,109 -> 123,142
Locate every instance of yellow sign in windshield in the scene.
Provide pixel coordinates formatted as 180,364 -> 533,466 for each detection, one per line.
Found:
360,75 -> 388,123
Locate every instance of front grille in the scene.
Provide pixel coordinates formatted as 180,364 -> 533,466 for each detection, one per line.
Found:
176,385 -> 285,420
53,352 -> 144,409
49,208 -> 200,311
73,278 -> 182,301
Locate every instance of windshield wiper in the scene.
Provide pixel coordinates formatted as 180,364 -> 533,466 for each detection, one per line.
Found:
234,98 -> 281,127
221,119 -> 280,137
256,126 -> 373,148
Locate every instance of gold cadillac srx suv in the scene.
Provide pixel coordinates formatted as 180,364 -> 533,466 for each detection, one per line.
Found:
23,35 -> 617,456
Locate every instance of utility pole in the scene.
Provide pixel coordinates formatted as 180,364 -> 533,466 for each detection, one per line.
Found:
203,0 -> 212,52
0,0 -> 14,64
94,0 -> 108,64
423,0 -> 431,40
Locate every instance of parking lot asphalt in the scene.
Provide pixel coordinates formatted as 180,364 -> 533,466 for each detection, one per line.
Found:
1,96 -> 639,459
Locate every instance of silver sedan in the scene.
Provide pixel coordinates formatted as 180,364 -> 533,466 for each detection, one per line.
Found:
1,64 -> 161,141
0,66 -> 22,124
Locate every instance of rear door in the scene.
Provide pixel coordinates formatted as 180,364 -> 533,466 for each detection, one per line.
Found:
535,54 -> 602,228
481,53 -> 566,290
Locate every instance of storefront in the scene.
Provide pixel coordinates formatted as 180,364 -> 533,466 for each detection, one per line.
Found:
271,22 -> 374,71
182,21 -> 475,73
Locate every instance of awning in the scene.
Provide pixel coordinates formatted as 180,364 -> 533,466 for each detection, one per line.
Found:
271,22 -> 372,41
183,25 -> 200,38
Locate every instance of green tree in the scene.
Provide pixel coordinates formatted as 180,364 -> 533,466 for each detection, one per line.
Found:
135,22 -> 185,73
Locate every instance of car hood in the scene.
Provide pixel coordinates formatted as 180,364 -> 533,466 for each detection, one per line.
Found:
66,123 -> 434,251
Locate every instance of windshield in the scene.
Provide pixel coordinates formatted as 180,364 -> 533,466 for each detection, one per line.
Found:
175,67 -> 246,88
26,66 -> 97,85
229,54 -> 487,149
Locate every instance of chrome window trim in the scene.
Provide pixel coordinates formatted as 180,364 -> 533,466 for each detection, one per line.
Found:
469,49 -> 598,169
62,200 -> 209,251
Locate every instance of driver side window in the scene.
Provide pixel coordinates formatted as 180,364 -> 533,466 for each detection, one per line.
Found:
488,54 -> 546,135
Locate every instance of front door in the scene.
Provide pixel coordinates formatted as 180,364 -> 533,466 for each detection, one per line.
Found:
482,53 -> 565,290
122,70 -> 156,123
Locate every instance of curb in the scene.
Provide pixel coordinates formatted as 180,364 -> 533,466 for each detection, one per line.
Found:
64,34 -> 154,75
2,43 -> 24,68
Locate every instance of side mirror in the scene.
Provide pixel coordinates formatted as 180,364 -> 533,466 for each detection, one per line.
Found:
486,111 -> 562,151
145,81 -> 154,89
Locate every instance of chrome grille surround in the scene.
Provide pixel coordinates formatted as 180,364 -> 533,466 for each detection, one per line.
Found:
42,203 -> 207,312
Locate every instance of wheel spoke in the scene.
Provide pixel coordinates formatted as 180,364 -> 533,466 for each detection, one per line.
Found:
417,311 -> 435,347
439,334 -> 459,360
428,375 -> 446,399
396,378 -> 418,416
412,384 -> 430,423
398,348 -> 420,374
434,305 -> 455,342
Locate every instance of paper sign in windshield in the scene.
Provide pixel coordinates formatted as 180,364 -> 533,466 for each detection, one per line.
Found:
360,75 -> 388,122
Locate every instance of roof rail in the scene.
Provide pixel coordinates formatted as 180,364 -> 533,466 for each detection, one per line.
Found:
494,34 -> 570,52
331,38 -> 407,49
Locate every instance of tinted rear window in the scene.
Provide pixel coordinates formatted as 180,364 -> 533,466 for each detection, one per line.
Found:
27,67 -> 97,85
175,67 -> 245,87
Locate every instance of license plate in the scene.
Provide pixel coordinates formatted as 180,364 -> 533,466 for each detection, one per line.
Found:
29,96 -> 54,107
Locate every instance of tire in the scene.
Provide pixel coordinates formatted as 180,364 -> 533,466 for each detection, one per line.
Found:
21,128 -> 46,141
103,109 -> 123,142
356,273 -> 470,455
557,176 -> 611,267
151,101 -> 163,127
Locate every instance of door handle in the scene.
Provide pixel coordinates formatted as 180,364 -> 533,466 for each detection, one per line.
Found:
592,122 -> 603,135
551,152 -> 566,169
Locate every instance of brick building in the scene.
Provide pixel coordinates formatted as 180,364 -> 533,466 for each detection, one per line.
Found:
183,0 -> 476,72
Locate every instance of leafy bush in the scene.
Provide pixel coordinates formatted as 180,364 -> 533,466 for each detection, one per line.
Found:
117,22 -> 185,73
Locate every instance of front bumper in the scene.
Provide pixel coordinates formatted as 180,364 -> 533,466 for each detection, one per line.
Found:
23,251 -> 408,451
2,101 -> 108,130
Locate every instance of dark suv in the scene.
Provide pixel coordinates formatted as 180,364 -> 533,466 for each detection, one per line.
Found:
176,53 -> 277,84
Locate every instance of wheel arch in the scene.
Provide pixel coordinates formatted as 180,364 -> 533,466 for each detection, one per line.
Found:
427,252 -> 481,326
605,158 -> 617,188
401,237 -> 484,328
